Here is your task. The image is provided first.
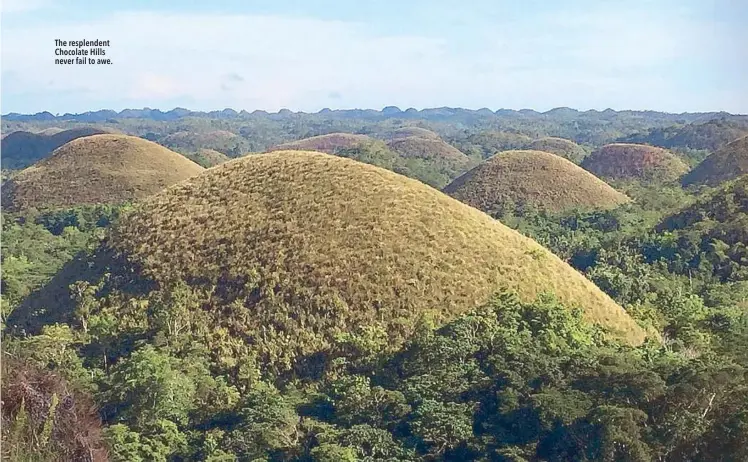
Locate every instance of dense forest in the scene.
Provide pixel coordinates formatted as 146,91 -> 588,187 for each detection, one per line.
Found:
1,107 -> 748,461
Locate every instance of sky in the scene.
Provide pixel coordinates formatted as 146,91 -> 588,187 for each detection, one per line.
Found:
1,0 -> 746,114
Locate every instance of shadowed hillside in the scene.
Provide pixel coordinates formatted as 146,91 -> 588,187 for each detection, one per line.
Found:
1,127 -> 111,169
1,134 -> 204,211
581,143 -> 689,182
444,150 -> 629,215
681,136 -> 748,187
184,148 -> 231,167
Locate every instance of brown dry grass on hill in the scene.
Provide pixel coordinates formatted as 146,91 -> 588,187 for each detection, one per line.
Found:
161,129 -> 247,156
93,151 -> 646,370
444,150 -> 629,215
267,133 -> 373,154
2,134 -> 204,211
527,137 -> 588,163
581,143 -> 689,182
387,136 -> 470,164
681,135 -> 748,187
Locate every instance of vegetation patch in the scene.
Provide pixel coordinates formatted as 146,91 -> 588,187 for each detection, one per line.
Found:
160,129 -> 249,157
444,150 -> 629,215
183,148 -> 231,167
1,134 -> 204,211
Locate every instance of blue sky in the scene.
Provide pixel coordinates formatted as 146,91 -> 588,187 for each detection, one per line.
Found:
2,0 -> 746,114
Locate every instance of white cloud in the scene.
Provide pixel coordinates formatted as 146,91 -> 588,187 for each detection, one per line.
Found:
0,7 -> 742,113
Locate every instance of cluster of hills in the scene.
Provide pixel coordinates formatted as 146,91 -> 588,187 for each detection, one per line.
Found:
3,105 -> 748,460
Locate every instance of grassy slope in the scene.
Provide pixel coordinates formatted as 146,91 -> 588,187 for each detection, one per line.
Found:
2,134 -> 204,211
160,130 -> 248,156
267,133 -> 373,153
102,151 -> 645,358
682,136 -> 748,187
184,148 -> 231,167
444,150 -> 629,215
527,137 -> 589,163
389,127 -> 442,140
581,143 -> 690,182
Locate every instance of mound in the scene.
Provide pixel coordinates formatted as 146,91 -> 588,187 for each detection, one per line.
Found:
389,127 -> 441,140
267,133 -> 373,154
11,151 -> 646,371
444,150 -> 629,215
527,137 -> 588,163
455,131 -> 533,159
1,127 -> 111,169
386,136 -> 474,186
1,134 -> 204,211
681,136 -> 748,187
581,143 -> 689,182
160,130 -> 248,156
185,148 -> 232,167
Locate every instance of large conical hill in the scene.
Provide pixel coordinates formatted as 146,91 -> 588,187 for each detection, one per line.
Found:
1,134 -> 205,211
444,150 -> 629,215
267,133 -> 373,154
1,126 -> 112,169
681,136 -> 748,187
14,151 -> 647,366
581,143 -> 689,182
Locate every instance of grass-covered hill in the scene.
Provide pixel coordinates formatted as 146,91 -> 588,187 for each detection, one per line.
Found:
388,126 -> 442,140
527,136 -> 588,163
183,148 -> 231,167
681,135 -> 748,187
160,129 -> 250,156
581,143 -> 690,182
1,127 -> 111,169
386,136 -> 474,183
1,134 -> 204,211
444,150 -> 629,215
451,130 -> 534,159
267,132 -> 372,153
13,151 -> 646,373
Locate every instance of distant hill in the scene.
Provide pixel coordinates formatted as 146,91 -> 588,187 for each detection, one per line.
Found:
681,136 -> 748,187
267,132 -> 372,153
581,143 -> 690,182
620,118 -> 748,152
444,150 -> 629,215
9,151 -> 644,370
385,136 -> 475,187
527,137 -> 588,163
1,134 -> 204,211
452,130 -> 533,159
388,127 -> 442,141
184,148 -> 232,167
159,130 -> 249,156
1,127 -> 111,169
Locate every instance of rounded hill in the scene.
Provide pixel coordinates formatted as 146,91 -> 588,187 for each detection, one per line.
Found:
1,126 -> 112,169
1,134 -> 205,211
267,133 -> 373,154
681,136 -> 748,187
581,143 -> 689,182
443,150 -> 629,215
527,137 -> 588,163
185,148 -> 231,167
389,127 -> 441,140
34,151 -> 648,372
160,130 -> 248,156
